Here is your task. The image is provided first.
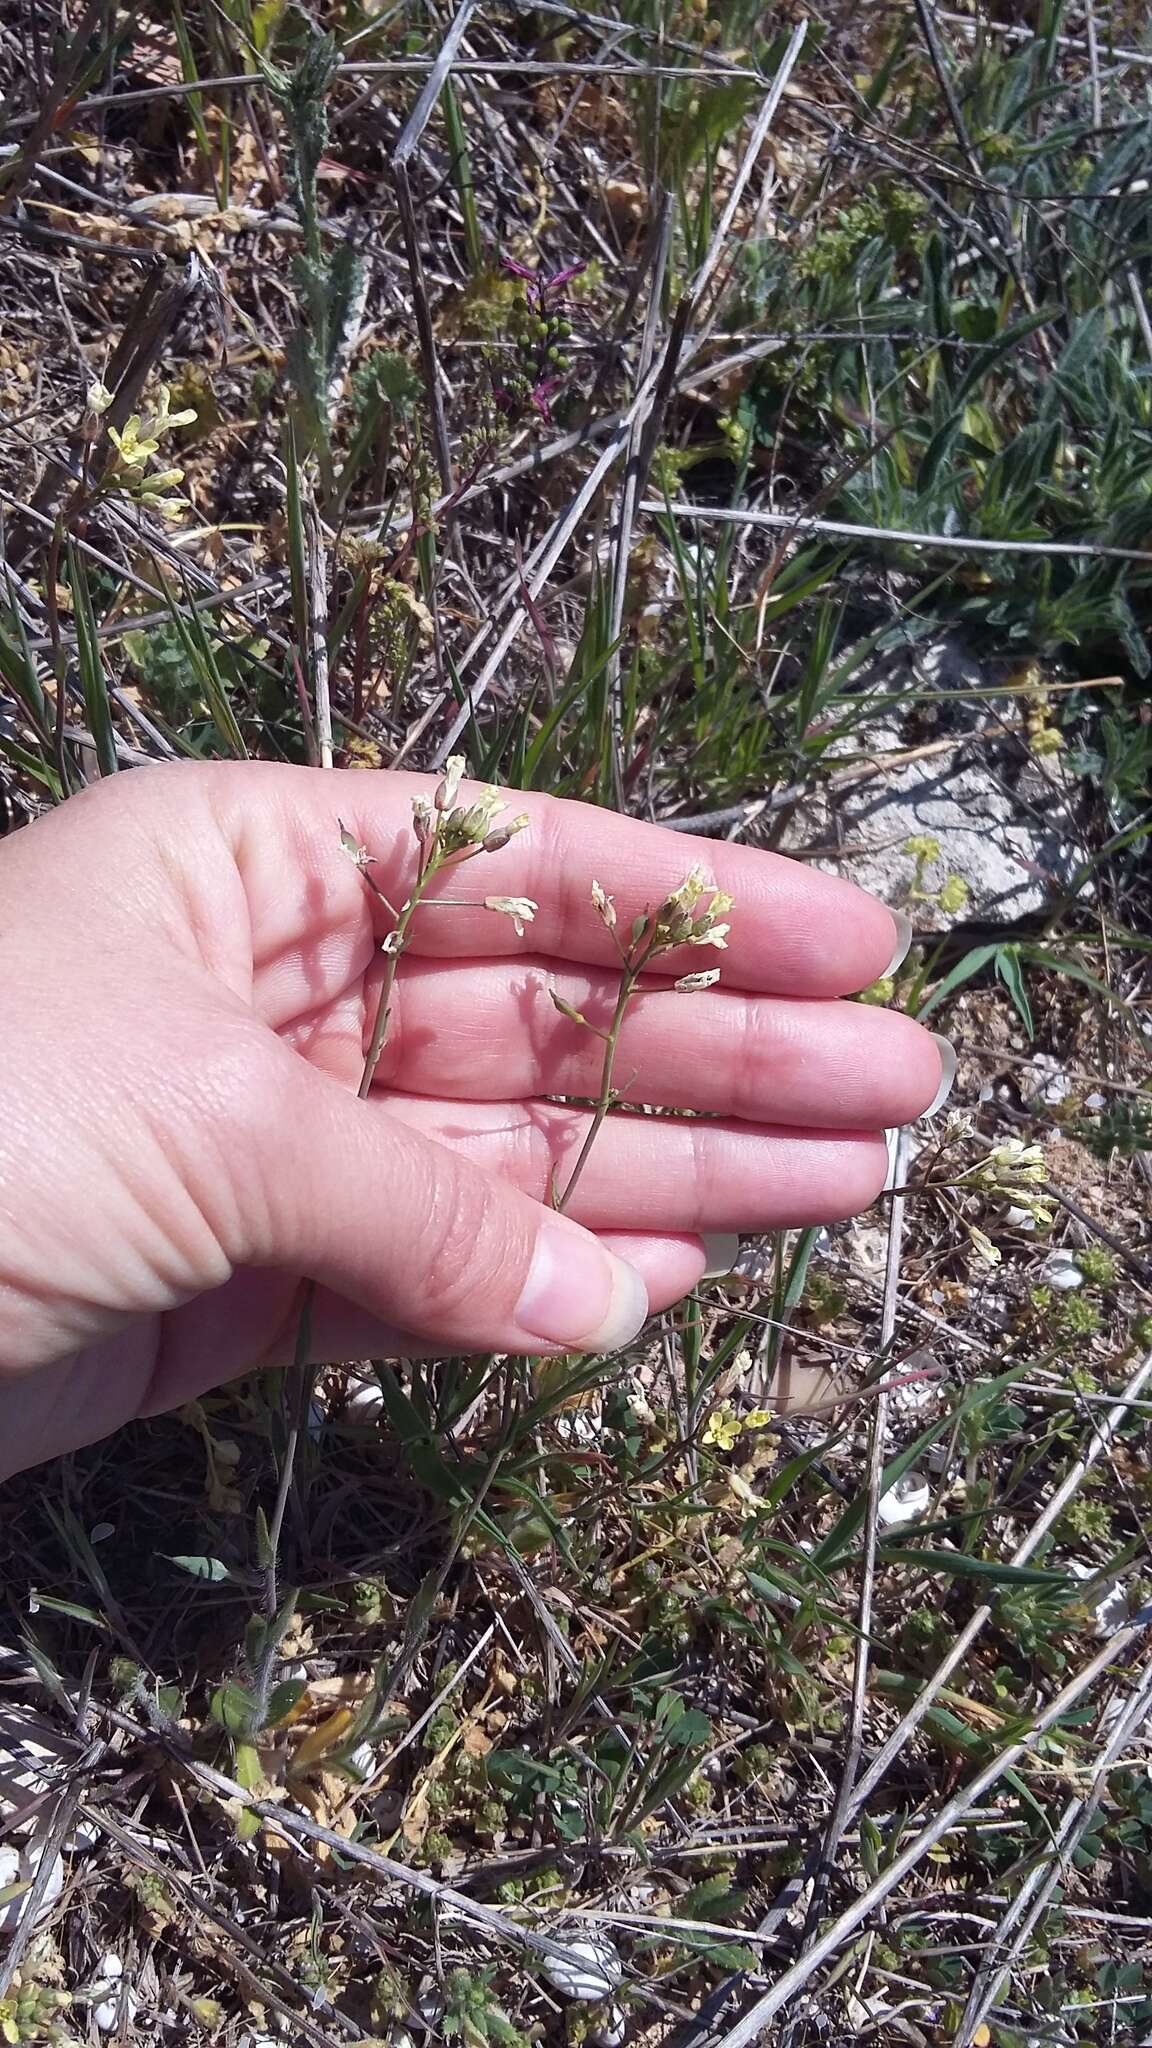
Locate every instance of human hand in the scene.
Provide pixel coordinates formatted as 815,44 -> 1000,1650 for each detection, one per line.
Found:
0,763 -> 950,1476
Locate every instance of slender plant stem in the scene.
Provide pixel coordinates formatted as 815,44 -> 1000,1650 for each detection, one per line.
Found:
358,860 -> 436,1098
556,939 -> 656,1211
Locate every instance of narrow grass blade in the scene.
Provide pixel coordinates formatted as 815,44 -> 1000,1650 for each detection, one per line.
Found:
65,542 -> 118,778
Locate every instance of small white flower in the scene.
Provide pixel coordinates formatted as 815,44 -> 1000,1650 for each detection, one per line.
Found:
591,879 -> 616,929
86,379 -> 113,416
485,895 -> 537,937
689,922 -> 729,949
675,968 -> 720,991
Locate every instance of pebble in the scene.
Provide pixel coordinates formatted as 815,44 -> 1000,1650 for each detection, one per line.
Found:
1030,1055 -> 1072,1106
91,1950 -> 139,2032
539,1934 -> 623,2003
590,2003 -> 628,2047
876,1473 -> 932,1529
1005,1204 -> 1038,1232
1066,1561 -> 1130,1638
1041,1250 -> 1084,1291
346,1379 -> 385,1419
0,1840 -> 63,1934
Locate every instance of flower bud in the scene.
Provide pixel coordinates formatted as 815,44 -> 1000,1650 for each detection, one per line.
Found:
550,989 -> 590,1027
591,880 -> 616,930
435,754 -> 466,812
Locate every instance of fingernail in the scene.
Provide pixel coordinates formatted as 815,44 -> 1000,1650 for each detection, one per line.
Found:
882,907 -> 914,980
701,1233 -> 741,1279
515,1224 -> 649,1353
926,1033 -> 957,1115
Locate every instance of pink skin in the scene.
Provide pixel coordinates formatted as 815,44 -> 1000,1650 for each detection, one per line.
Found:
0,763 -> 946,1478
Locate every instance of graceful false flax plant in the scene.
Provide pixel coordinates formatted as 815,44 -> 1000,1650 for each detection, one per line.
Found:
341,755 -> 532,1098
551,867 -> 733,1212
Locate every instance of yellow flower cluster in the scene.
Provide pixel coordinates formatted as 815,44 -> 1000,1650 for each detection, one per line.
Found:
702,1400 -> 774,1450
91,382 -> 198,518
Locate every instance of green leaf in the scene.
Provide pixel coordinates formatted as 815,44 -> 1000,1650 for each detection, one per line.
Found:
372,1367 -> 470,1505
995,944 -> 1034,1038
916,943 -> 1001,1023
878,1547 -> 1073,1588
147,567 -> 249,758
66,541 -> 118,778
27,1592 -> 109,1629
165,1554 -> 233,1583
1019,947 -> 1138,1022
0,732 -> 61,796
234,1739 -> 265,1790
211,1680 -> 259,1736
264,1679 -> 308,1728
0,593 -> 50,739
812,1408 -> 957,1569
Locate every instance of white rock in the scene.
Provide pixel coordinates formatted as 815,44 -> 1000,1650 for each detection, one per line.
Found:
0,1839 -> 64,1933
1030,1056 -> 1072,1106
1041,1250 -> 1084,1291
590,2002 -> 627,2048
1084,1091 -> 1106,1111
94,1992 -> 139,2033
88,1949 -> 140,2031
539,1934 -> 623,2003
780,683 -> 1081,926
876,1473 -> 932,1529
1066,1561 -> 1129,1638
346,1379 -> 385,1418
554,1408 -> 602,1446
1005,1204 -> 1038,1232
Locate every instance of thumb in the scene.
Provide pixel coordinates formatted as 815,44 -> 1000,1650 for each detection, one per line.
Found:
249,1062 -> 649,1356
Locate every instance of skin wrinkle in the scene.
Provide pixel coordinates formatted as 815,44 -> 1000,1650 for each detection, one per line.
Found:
399,1142 -> 525,1329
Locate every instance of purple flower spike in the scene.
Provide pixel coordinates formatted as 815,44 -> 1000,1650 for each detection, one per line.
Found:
501,252 -> 587,305
529,376 -> 563,421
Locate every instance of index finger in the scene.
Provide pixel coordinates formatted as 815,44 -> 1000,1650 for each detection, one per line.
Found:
231,765 -> 909,998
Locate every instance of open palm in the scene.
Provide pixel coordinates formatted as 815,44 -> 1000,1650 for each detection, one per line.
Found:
0,763 -> 948,1475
